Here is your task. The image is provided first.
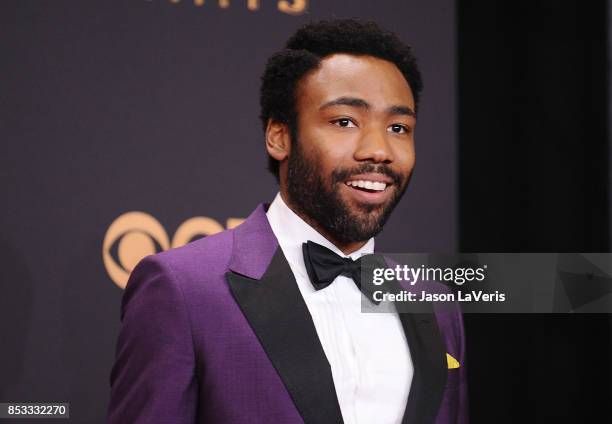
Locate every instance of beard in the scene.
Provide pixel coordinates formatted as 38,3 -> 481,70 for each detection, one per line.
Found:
286,137 -> 412,245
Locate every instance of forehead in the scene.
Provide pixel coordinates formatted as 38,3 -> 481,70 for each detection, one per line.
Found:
296,53 -> 415,112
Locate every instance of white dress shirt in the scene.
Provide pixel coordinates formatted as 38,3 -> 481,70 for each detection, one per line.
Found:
266,192 -> 413,424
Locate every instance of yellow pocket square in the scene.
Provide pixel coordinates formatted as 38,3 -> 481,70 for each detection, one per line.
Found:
446,353 -> 460,369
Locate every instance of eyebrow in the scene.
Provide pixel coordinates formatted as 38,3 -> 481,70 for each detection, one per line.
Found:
319,96 -> 416,117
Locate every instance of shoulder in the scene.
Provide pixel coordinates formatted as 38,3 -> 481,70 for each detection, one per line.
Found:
154,227 -> 234,281
123,228 -> 236,308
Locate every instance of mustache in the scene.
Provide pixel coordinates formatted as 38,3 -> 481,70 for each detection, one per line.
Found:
331,163 -> 404,186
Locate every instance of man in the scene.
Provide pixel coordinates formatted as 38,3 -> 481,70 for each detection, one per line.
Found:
108,19 -> 467,424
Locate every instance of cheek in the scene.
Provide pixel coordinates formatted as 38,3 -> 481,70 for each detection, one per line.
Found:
306,127 -> 353,167
393,142 -> 416,173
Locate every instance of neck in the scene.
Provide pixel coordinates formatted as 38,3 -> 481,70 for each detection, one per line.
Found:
279,190 -> 368,255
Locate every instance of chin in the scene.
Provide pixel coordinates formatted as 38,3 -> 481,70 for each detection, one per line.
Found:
349,200 -> 389,215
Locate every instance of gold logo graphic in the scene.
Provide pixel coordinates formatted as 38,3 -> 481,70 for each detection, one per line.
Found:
159,0 -> 308,14
446,353 -> 460,369
103,212 -> 244,289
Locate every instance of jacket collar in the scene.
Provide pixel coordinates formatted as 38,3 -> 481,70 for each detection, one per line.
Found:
227,203 -> 278,280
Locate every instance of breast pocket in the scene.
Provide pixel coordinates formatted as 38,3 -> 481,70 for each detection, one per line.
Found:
445,368 -> 461,390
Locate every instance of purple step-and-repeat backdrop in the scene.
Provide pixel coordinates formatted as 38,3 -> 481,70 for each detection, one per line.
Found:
1,1 -> 456,421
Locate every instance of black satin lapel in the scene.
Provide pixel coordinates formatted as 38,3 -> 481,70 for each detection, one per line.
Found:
226,247 -> 344,424
393,288 -> 447,424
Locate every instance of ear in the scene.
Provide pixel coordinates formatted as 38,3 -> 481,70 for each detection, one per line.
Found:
265,119 -> 291,162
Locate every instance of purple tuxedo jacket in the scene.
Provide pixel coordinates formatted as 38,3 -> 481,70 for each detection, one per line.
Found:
108,204 -> 468,423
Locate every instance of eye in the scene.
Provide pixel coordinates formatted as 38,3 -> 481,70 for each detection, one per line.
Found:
331,118 -> 357,128
108,230 -> 164,273
103,211 -> 170,289
388,124 -> 410,134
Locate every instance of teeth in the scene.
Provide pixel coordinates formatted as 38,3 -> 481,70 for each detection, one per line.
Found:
346,180 -> 387,191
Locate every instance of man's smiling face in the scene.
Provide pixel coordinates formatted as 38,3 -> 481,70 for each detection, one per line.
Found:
274,53 -> 417,249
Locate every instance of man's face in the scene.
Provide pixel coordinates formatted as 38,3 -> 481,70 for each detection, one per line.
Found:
285,53 -> 417,245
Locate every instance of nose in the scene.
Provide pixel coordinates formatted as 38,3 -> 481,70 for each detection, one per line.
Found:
353,127 -> 394,164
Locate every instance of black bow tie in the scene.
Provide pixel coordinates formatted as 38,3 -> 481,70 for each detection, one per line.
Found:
302,240 -> 386,304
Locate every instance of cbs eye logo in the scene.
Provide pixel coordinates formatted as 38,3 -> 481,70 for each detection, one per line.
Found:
103,212 -> 244,289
